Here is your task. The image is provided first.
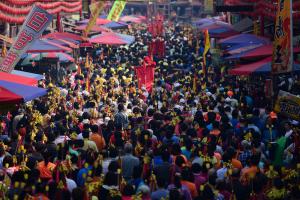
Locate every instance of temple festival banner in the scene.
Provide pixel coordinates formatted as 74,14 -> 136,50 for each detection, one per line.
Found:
272,0 -> 293,74
107,0 -> 126,22
0,5 -> 53,73
83,1 -> 105,38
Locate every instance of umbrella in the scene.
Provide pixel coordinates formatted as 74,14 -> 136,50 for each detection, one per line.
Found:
12,70 -> 45,80
228,57 -> 300,75
0,72 -> 37,86
0,80 -> 47,103
27,39 -> 72,53
90,32 -> 135,45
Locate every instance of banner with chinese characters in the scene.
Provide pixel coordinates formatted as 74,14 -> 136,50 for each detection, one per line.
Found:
272,0 -> 293,74
83,1 -> 105,38
204,0 -> 214,13
107,0 -> 126,22
0,5 -> 53,73
274,90 -> 300,120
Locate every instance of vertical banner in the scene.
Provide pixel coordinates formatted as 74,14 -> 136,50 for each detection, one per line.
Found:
0,5 -> 53,73
272,0 -> 293,74
83,1 -> 106,38
204,0 -> 214,13
107,0 -> 127,22
203,29 -> 210,77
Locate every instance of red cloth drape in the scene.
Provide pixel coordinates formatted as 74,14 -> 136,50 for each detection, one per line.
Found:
135,56 -> 156,92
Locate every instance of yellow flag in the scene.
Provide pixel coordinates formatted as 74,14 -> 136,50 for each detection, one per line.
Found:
83,1 -> 105,38
203,29 -> 210,66
85,55 -> 90,68
107,0 -> 127,22
1,42 -> 6,57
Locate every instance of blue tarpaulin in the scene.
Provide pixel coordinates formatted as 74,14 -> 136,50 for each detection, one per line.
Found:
0,80 -> 47,102
12,70 -> 44,80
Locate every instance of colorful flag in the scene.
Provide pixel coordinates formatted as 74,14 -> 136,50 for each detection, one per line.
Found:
0,5 -> 53,73
203,29 -> 210,76
107,0 -> 127,22
272,0 -> 293,74
83,1 -> 106,38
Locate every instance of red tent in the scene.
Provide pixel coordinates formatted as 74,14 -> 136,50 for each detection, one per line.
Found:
0,72 -> 37,86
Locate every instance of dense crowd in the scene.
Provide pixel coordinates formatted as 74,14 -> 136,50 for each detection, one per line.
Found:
0,22 -> 300,200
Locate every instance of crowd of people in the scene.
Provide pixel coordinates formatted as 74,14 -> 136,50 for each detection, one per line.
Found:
0,21 -> 300,200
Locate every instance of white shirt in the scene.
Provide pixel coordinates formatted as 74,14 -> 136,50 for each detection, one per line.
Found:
66,178 -> 77,193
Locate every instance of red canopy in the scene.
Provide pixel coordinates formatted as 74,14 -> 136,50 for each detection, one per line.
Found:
0,72 -> 37,86
229,57 -> 272,76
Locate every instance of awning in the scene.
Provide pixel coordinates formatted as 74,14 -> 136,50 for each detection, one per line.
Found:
229,57 -> 272,75
232,17 -> 253,32
21,52 -> 74,64
43,32 -> 84,42
12,70 -> 44,80
226,45 -> 300,59
229,57 -> 300,75
0,80 -> 47,103
103,21 -> 128,29
219,33 -> 270,47
0,71 -> 37,86
27,39 -> 72,53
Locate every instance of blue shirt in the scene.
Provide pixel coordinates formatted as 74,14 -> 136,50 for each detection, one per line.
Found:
151,188 -> 169,200
77,165 -> 92,187
163,135 -> 180,144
